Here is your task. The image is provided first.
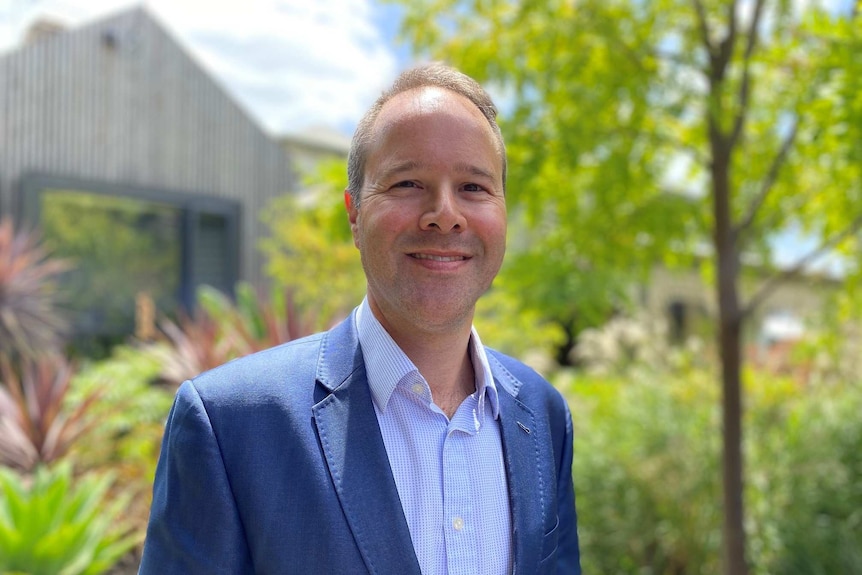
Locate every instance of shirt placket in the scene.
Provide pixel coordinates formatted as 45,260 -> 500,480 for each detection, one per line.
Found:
443,399 -> 481,575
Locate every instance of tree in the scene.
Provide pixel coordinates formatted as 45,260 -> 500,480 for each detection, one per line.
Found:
392,0 -> 862,572
259,159 -> 366,331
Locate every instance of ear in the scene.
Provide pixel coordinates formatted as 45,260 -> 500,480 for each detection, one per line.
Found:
344,190 -> 360,248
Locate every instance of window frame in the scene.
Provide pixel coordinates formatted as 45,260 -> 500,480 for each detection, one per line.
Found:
20,173 -> 240,332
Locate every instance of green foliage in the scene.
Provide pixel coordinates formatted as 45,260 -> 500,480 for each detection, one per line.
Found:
746,372 -> 862,574
565,369 -> 723,573
67,346 -> 174,537
394,5 -> 861,569
260,159 -> 365,331
393,0 -> 862,351
789,289 -> 862,386
39,190 -> 182,340
0,463 -> 139,575
565,367 -> 862,574
68,346 -> 172,474
474,284 -> 565,366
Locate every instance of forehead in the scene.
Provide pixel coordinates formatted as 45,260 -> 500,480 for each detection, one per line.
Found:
381,86 -> 474,117
369,87 -> 501,161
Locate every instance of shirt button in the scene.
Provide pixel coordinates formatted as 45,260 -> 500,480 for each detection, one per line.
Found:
452,517 -> 465,531
411,383 -> 424,395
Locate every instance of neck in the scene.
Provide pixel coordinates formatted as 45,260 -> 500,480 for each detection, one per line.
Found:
368,299 -> 476,417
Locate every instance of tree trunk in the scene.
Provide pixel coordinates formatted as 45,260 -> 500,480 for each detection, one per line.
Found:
555,317 -> 579,367
718,287 -> 746,575
711,130 -> 749,575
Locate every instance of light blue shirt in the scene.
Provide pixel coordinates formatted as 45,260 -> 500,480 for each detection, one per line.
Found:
356,298 -> 513,575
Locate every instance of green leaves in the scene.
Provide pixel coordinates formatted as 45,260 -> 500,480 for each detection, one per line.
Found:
0,463 -> 139,575
260,160 -> 365,330
395,0 -> 862,332
566,367 -> 862,574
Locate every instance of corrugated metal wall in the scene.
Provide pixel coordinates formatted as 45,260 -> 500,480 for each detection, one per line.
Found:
0,7 -> 296,288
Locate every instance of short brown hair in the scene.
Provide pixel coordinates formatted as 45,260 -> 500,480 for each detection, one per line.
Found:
347,63 -> 506,207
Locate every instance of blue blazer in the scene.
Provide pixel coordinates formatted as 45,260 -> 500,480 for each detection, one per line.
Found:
139,313 -> 581,574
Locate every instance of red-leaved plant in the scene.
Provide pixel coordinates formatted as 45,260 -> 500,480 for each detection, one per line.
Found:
0,355 -> 101,472
0,216 -> 69,359
149,283 -> 324,386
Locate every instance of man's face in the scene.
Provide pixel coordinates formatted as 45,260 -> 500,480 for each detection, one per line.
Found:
347,87 -> 507,336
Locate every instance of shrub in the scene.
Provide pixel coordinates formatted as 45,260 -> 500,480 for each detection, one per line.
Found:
746,372 -> 862,574
148,282 -> 320,385
564,368 -> 723,574
564,366 -> 862,574
0,463 -> 139,575
0,356 -> 100,472
67,346 -> 174,536
0,216 -> 69,359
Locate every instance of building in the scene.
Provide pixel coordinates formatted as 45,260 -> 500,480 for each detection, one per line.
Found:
0,7 -> 297,342
642,262 -> 843,351
281,126 -> 351,182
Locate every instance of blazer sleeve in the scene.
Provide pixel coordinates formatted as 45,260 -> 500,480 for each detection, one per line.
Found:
139,380 -> 254,574
556,400 -> 582,574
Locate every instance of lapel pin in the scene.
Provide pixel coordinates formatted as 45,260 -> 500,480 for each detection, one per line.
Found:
516,421 -> 531,434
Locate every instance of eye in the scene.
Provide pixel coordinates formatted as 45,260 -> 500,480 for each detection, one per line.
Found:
462,183 -> 485,192
392,180 -> 418,189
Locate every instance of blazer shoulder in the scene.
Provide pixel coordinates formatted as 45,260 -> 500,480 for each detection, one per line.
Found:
187,331 -> 327,400
487,348 -> 566,400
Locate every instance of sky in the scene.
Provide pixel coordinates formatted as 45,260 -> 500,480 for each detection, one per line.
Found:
0,0 -> 414,136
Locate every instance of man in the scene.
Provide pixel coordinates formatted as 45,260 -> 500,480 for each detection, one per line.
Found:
139,63 -> 581,574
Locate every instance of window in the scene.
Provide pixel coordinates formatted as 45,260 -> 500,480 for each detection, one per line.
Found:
22,175 -> 239,341
668,299 -> 687,343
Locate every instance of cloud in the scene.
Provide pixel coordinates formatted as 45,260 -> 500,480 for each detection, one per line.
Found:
0,0 -> 402,135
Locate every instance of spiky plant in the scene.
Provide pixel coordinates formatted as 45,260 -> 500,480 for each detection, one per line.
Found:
0,217 -> 69,359
204,282 -> 319,355
0,462 -> 141,575
149,282 -> 324,386
147,310 -> 231,386
0,355 -> 101,473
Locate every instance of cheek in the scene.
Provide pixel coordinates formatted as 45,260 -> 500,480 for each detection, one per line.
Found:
354,214 -> 387,253
475,211 -> 507,246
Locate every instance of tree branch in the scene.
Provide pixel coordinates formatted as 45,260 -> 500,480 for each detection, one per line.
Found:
729,0 -> 766,148
717,0 -> 739,71
741,214 -> 862,318
734,120 -> 799,239
692,0 -> 716,61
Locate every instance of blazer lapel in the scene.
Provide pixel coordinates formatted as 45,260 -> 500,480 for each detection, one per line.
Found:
496,374 -> 548,575
311,316 -> 421,575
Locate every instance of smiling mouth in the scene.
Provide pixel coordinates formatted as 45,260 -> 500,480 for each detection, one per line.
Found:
410,253 -> 467,262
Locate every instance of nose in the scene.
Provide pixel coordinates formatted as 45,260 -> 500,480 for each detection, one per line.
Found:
419,187 -> 466,233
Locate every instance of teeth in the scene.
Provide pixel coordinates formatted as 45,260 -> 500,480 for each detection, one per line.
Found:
412,253 -> 465,262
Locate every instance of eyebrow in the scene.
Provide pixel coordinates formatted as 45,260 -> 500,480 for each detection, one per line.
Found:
378,160 -> 496,182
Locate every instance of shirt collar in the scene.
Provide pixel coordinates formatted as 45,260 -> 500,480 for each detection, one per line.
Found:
355,297 -> 500,419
